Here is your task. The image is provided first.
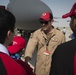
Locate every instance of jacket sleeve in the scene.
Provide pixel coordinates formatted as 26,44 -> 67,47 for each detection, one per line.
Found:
58,31 -> 66,44
24,32 -> 39,58
15,59 -> 36,75
61,34 -> 66,43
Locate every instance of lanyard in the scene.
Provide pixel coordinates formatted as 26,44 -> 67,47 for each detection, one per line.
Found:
44,34 -> 55,46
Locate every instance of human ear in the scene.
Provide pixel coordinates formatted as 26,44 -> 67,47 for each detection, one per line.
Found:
73,17 -> 76,26
7,30 -> 11,39
52,19 -> 54,22
70,17 -> 76,34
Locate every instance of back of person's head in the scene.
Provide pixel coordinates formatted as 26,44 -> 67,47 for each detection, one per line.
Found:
39,12 -> 53,21
62,3 -> 76,35
62,2 -> 76,18
0,9 -> 16,44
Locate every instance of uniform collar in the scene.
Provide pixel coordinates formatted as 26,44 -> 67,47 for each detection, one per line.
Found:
41,27 -> 56,39
0,44 -> 10,56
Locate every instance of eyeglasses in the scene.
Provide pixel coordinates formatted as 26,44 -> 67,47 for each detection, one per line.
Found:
40,21 -> 49,25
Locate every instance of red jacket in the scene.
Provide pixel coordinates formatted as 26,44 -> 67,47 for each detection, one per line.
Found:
0,52 -> 27,75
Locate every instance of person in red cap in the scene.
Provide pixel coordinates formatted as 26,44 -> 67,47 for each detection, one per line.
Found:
24,11 -> 65,75
49,2 -> 76,75
8,36 -> 36,75
8,36 -> 26,59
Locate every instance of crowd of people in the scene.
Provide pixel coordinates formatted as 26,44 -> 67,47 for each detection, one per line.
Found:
0,2 -> 76,75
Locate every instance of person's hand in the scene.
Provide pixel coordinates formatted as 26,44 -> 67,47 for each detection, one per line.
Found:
25,56 -> 31,63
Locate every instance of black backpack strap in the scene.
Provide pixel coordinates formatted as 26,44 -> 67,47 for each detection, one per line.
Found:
0,57 -> 7,75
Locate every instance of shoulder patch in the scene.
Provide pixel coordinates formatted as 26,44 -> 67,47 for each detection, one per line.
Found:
30,33 -> 34,38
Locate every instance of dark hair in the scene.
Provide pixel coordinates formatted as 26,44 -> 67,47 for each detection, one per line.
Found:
49,13 -> 53,20
0,9 -> 16,44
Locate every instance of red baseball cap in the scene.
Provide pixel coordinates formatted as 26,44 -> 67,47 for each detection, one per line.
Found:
8,36 -> 26,54
62,2 -> 76,18
40,12 -> 51,21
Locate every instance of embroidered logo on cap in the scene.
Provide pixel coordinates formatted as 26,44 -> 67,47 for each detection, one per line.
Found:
13,41 -> 17,45
42,13 -> 46,16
